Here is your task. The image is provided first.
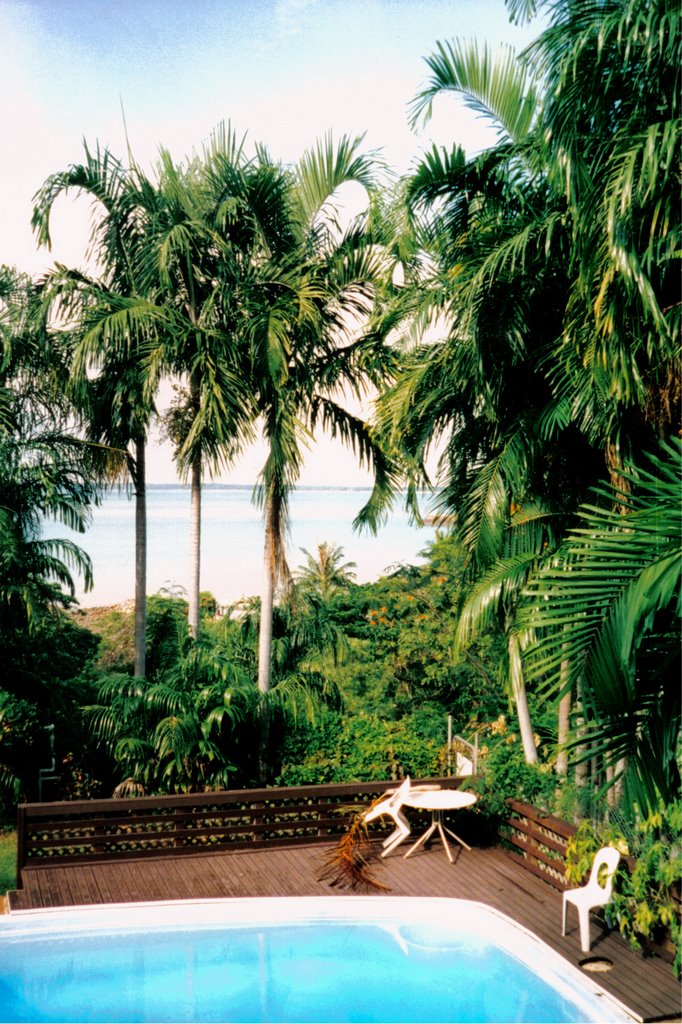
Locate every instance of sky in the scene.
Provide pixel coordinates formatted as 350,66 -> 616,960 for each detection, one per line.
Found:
1,0 -> 543,484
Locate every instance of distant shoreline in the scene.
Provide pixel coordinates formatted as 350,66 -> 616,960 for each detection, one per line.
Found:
50,486 -> 433,609
139,483 -> 380,492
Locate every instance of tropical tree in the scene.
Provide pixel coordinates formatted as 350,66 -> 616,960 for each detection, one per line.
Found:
34,128 -> 259,653
32,145 -> 161,677
530,0 -> 680,460
241,134 -> 397,697
0,265 -> 96,625
85,640 -> 247,794
379,0 -> 679,781
378,39 -> 601,762
0,266 -> 102,810
141,126 -> 258,637
227,591 -> 345,782
294,542 -> 357,602
522,438 -> 681,817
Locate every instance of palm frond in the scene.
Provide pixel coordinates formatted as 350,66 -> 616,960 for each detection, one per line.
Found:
410,39 -> 539,144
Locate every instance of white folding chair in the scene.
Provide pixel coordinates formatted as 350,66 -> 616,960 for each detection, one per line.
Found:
362,776 -> 413,857
562,845 -> 621,952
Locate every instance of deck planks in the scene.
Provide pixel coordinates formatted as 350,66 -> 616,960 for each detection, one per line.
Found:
7,840 -> 680,1022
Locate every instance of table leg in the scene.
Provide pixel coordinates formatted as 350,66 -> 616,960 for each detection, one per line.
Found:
436,819 -> 454,863
443,823 -> 472,852
403,820 -> 437,858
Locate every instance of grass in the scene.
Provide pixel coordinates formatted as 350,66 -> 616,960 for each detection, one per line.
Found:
0,830 -> 17,897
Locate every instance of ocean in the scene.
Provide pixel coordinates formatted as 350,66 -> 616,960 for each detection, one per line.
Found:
43,485 -> 436,609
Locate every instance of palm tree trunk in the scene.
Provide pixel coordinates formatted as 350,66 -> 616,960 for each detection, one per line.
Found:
556,642 -> 572,775
508,631 -> 538,764
556,690 -> 571,775
133,435 -> 147,678
574,678 -> 589,789
256,495 -> 277,784
188,451 -> 201,638
257,495 -> 276,694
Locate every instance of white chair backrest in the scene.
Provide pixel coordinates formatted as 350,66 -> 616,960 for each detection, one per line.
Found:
588,846 -> 621,897
388,775 -> 411,807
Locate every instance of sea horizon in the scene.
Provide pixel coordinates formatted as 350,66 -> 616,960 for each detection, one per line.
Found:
44,484 -> 437,610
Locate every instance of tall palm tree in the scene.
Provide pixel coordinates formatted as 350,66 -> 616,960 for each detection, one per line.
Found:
379,39 -> 603,761
394,0 -> 679,785
139,128 -> 257,638
32,145 -> 160,676
532,0 -> 680,458
242,135 -> 396,697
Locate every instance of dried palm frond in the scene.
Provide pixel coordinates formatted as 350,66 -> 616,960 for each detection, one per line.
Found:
317,801 -> 391,893
112,777 -> 146,798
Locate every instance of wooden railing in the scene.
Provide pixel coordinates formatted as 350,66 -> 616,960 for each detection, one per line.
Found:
498,799 -> 577,892
16,777 -> 459,885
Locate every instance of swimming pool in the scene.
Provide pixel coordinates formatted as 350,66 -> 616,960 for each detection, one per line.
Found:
0,896 -> 635,1023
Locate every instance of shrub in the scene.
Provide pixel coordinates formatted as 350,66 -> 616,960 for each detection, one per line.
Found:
565,802 -> 682,976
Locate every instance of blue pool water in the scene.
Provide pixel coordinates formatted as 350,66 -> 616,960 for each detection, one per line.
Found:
0,897 -> 634,1023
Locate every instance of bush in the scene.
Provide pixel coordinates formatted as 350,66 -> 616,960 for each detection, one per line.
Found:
565,801 -> 682,976
277,706 -> 447,785
0,829 -> 16,896
474,716 -> 557,808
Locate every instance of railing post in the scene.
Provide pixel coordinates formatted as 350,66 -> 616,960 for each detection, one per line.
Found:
174,806 -> 184,849
252,801 -> 264,844
15,804 -> 27,888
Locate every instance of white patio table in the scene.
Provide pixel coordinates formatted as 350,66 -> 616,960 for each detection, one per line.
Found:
402,789 -> 477,863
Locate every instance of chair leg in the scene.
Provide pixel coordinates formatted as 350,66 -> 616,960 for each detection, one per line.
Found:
561,895 -> 567,937
578,907 -> 591,953
381,829 -> 410,857
382,827 -> 400,849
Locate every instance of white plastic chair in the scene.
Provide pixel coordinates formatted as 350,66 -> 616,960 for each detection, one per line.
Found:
562,845 -> 621,952
362,776 -> 413,857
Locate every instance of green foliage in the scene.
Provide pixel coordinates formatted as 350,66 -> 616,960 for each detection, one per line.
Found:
0,266 -> 99,627
75,605 -> 134,674
565,802 -> 682,976
294,543 -> 356,603
144,594 -> 189,678
74,594 -> 190,678
0,612 -> 102,816
472,718 -> 556,818
278,705 -> 447,785
85,639 -> 246,794
333,535 -> 508,725
524,439 -> 682,816
0,694 -> 37,816
0,829 -> 16,896
200,591 -> 218,618
609,802 -> 682,975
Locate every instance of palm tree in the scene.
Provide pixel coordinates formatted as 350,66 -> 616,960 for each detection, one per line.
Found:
86,639 -> 246,794
532,0 -> 680,459
32,145 -> 161,677
378,38 -> 604,761
140,127 -> 257,638
242,135 -> 396,697
0,265 -> 96,625
294,542 -> 357,602
34,129 -> 257,655
522,438 -> 681,816
380,0 -> 679,777
228,592 -> 345,783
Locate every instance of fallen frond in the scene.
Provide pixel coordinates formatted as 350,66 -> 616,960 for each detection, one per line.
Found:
317,801 -> 391,893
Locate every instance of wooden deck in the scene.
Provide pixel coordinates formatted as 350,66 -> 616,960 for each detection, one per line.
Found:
8,840 -> 680,1022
